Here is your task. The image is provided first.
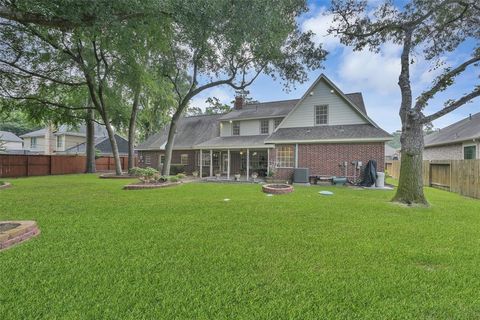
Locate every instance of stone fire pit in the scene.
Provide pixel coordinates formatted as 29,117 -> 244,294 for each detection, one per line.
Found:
0,221 -> 40,251
262,183 -> 294,195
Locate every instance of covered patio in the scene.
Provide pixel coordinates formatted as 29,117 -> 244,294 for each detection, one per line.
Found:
195,135 -> 273,181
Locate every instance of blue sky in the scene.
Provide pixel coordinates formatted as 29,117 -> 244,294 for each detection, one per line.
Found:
190,1 -> 479,133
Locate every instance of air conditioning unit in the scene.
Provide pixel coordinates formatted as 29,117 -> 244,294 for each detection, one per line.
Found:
293,168 -> 309,183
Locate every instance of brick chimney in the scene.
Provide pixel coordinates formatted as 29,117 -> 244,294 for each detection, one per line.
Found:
234,95 -> 245,110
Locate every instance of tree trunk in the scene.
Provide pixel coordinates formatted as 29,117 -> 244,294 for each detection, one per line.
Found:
128,87 -> 141,170
392,120 -> 428,205
85,105 -> 96,173
102,119 -> 123,176
161,109 -> 182,176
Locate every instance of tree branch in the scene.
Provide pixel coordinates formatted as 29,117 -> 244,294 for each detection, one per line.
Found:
421,86 -> 480,123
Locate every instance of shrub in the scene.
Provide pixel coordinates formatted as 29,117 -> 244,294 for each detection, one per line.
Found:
132,167 -> 159,184
128,167 -> 142,176
176,173 -> 186,179
192,171 -> 199,177
170,165 -> 185,175
169,176 -> 179,183
158,175 -> 169,183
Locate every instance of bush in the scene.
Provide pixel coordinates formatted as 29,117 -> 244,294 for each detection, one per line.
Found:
169,176 -> 179,183
170,165 -> 185,175
176,173 -> 186,179
158,175 -> 169,183
130,167 -> 159,184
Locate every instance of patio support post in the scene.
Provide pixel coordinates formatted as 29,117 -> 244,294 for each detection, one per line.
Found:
246,148 -> 250,181
199,149 -> 203,178
227,149 -> 230,180
295,143 -> 299,168
210,149 -> 213,177
267,148 -> 270,175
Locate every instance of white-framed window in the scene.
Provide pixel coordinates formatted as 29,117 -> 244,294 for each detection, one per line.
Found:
201,152 -> 211,166
145,154 -> 151,165
274,118 -> 282,129
260,119 -> 269,134
30,137 -> 37,148
232,121 -> 240,136
180,154 -> 189,165
315,105 -> 328,125
276,145 -> 294,168
463,145 -> 477,160
56,135 -> 64,148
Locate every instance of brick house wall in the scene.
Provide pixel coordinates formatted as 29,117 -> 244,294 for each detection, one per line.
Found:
272,142 -> 385,182
423,144 -> 463,161
138,150 -> 197,174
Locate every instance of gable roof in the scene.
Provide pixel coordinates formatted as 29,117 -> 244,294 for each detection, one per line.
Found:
20,128 -> 47,138
0,131 -> 22,142
424,112 -> 480,147
277,74 -> 378,131
265,124 -> 391,143
62,134 -> 128,155
55,124 -> 108,138
136,114 -> 223,150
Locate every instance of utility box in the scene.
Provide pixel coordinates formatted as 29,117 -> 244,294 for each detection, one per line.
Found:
293,168 -> 309,183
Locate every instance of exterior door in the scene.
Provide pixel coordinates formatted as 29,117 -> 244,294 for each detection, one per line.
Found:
222,153 -> 228,173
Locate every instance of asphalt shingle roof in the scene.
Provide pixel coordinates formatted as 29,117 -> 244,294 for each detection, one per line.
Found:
424,113 -> 480,147
266,124 -> 391,142
136,114 -> 223,150
219,99 -> 299,121
0,131 -> 22,142
196,135 -> 270,149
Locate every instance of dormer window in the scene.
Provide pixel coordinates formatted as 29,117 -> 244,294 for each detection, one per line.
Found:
260,120 -> 269,134
315,105 -> 328,125
232,121 -> 240,135
274,118 -> 282,129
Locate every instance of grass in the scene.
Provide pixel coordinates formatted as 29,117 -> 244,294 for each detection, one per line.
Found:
1,175 -> 480,319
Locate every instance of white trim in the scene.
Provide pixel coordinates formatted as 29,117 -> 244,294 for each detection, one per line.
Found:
273,74 -> 380,133
267,137 -> 392,144
227,149 -> 230,179
295,144 -> 298,168
246,148 -> 250,181
198,145 -> 275,150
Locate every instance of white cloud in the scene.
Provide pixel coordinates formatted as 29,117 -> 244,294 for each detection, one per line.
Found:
188,87 -> 233,111
301,7 -> 341,51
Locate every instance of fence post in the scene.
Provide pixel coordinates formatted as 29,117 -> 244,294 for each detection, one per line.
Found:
26,155 -> 29,177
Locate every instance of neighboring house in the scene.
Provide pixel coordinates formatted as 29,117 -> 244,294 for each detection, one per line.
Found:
0,131 -> 23,152
20,124 -> 128,156
137,74 -> 391,181
385,144 -> 400,161
424,112 -> 480,160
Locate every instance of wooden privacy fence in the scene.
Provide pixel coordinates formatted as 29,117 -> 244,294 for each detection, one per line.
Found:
386,160 -> 480,199
0,154 -> 131,178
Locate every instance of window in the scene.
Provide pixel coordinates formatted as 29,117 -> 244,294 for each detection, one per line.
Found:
232,121 -> 240,136
30,137 -> 37,148
315,105 -> 328,125
56,136 -> 63,148
276,145 -> 294,168
160,155 -> 165,164
180,154 -> 189,165
201,152 -> 211,166
145,154 -> 151,165
260,120 -> 269,134
274,118 -> 282,129
464,145 -> 476,160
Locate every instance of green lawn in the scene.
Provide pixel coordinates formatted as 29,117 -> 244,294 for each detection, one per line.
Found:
1,175 -> 480,319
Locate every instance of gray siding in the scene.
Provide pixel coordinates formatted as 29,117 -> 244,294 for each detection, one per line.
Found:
423,142 -> 479,160
220,118 -> 282,137
280,79 -> 367,128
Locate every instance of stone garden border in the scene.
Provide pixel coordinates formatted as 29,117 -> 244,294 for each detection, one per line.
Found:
99,173 -> 138,179
0,182 -> 12,190
123,181 -> 182,190
0,220 -> 40,251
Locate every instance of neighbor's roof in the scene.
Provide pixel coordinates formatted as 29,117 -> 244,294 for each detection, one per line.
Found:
0,131 -> 22,142
265,124 -> 391,143
218,93 -> 367,122
136,114 -> 223,150
424,113 -> 480,147
20,128 -> 47,138
55,124 -> 108,137
196,135 -> 272,149
63,134 -> 128,155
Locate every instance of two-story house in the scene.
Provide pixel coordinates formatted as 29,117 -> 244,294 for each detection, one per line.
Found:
136,74 -> 391,181
20,124 -> 129,156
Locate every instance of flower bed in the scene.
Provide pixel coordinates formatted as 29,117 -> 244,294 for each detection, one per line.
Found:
0,220 -> 40,251
123,181 -> 182,190
99,173 -> 138,179
0,181 -> 11,190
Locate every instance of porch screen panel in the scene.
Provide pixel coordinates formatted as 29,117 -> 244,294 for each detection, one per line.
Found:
276,146 -> 294,168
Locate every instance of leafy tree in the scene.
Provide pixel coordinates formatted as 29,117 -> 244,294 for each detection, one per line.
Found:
329,0 -> 480,205
204,97 -> 231,115
160,0 -> 327,175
